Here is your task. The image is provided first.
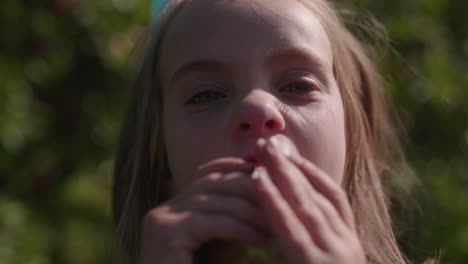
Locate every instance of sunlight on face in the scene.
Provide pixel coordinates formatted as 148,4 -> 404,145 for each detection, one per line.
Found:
159,0 -> 346,190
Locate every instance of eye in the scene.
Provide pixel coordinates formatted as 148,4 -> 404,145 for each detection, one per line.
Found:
186,90 -> 227,105
280,82 -> 314,94
279,80 -> 321,101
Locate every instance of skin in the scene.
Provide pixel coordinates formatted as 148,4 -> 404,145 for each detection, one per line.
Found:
140,0 -> 365,263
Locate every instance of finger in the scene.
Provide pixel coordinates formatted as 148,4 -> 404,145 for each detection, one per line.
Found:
256,138 -> 339,249
188,212 -> 268,250
196,157 -> 255,177
191,171 -> 258,203
259,140 -> 353,237
286,152 -> 355,230
253,167 -> 321,263
178,193 -> 269,235
142,207 -> 268,252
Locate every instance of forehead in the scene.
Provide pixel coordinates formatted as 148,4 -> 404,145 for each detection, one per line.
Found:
158,0 -> 333,83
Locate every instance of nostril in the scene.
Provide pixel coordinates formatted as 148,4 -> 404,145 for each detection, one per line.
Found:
265,120 -> 274,129
240,122 -> 251,131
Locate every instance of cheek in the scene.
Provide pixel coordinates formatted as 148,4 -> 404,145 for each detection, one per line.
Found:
320,107 -> 346,183
291,97 -> 346,183
163,109 -> 226,187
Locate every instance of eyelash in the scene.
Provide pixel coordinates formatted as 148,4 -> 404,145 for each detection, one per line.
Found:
280,81 -> 316,94
185,77 -> 321,105
279,76 -> 322,101
186,90 -> 227,105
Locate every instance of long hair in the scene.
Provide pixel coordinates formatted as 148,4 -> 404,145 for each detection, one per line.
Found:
112,0 -> 417,263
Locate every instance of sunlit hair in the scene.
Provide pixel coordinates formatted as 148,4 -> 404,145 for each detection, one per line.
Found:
112,0 -> 419,263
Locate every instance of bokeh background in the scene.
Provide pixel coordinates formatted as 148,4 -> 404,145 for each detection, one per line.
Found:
0,0 -> 467,263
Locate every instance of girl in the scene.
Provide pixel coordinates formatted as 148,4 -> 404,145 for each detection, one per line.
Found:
112,0 -> 431,263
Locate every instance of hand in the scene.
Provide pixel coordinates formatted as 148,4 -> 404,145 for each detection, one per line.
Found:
253,138 -> 366,264
139,158 -> 268,264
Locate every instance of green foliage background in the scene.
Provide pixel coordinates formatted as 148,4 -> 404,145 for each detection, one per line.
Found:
0,0 -> 467,263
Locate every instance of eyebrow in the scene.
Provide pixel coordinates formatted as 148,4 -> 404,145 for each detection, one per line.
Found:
169,47 -> 329,86
169,60 -> 229,85
265,47 -> 327,69
265,47 -> 330,86
265,47 -> 329,79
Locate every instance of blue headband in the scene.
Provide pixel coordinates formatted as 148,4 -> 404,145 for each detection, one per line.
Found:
151,0 -> 168,17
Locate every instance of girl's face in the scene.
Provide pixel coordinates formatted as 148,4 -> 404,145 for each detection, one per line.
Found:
159,0 -> 346,190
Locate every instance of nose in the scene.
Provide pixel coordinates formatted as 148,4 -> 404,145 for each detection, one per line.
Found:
231,91 -> 286,138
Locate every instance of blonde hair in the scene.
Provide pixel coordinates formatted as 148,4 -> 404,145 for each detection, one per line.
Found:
112,0 -> 417,263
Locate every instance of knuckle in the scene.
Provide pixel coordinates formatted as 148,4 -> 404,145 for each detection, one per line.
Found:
337,187 -> 347,199
141,205 -> 184,230
193,193 -> 210,203
331,185 -> 347,201
290,231 -> 311,249
319,196 -> 336,213
141,207 -> 167,229
140,206 -> 193,248
296,155 -> 307,167
203,172 -> 222,183
333,240 -> 363,261
224,171 -> 244,180
297,203 -> 311,215
194,172 -> 221,186
299,204 -> 323,222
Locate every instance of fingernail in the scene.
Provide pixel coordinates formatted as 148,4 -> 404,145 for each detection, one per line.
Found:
251,166 -> 268,180
269,136 -> 278,147
256,138 -> 266,148
265,138 -> 277,155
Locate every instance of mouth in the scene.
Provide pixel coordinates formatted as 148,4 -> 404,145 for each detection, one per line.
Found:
243,154 -> 262,167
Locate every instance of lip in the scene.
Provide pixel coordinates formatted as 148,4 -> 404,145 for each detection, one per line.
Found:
243,154 -> 262,167
243,154 -> 256,162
